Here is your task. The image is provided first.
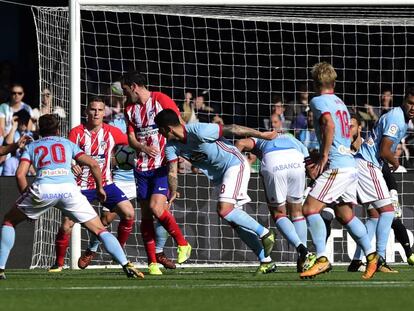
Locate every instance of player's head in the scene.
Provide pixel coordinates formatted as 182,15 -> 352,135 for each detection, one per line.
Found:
119,71 -> 147,103
154,109 -> 181,139
38,114 -> 60,137
403,86 -> 414,120
349,111 -> 362,142
86,96 -> 105,127
311,62 -> 337,91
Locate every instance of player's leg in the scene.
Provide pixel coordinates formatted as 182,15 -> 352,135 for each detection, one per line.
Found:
0,207 -> 27,279
217,161 -> 275,257
232,224 -> 276,275
147,167 -> 190,264
61,186 -> 143,279
348,207 -> 378,272
334,202 -> 378,279
392,218 -> 414,265
154,218 -> 176,269
50,216 -> 75,272
77,209 -> 117,269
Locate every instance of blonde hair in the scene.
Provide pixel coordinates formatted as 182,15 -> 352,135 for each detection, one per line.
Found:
311,62 -> 337,90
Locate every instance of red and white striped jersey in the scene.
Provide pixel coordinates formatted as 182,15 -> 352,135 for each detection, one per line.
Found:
124,91 -> 180,172
69,123 -> 128,190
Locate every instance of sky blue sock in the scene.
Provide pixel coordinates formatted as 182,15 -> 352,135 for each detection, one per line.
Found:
98,231 -> 128,266
276,216 -> 302,248
233,226 -> 267,261
292,217 -> 308,247
346,217 -> 374,256
223,208 -> 266,237
376,211 -> 394,258
0,226 -> 15,269
88,234 -> 101,252
353,217 -> 378,260
155,220 -> 169,253
306,214 -> 327,258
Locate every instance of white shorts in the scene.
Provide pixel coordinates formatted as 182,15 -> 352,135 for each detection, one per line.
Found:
114,179 -> 137,200
309,167 -> 357,204
356,158 -> 391,208
260,149 -> 306,206
15,183 -> 97,223
216,159 -> 251,208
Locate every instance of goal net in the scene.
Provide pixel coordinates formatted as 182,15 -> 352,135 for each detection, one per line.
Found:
30,4 -> 414,269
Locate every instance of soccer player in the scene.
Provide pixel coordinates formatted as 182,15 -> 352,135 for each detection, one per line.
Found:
120,71 -> 191,275
110,112 -> 176,270
49,97 -> 136,271
0,114 -> 143,280
299,62 -> 378,280
348,87 -> 414,271
154,108 -> 277,274
236,133 -> 316,273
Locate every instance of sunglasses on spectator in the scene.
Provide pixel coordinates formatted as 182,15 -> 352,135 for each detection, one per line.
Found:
11,92 -> 23,95
42,93 -> 51,97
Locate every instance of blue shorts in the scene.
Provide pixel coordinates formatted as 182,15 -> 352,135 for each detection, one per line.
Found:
81,183 -> 128,211
134,166 -> 168,201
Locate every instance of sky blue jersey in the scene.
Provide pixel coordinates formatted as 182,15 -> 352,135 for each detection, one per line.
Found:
109,116 -> 135,182
358,106 -> 408,168
252,133 -> 309,158
310,93 -> 355,169
164,123 -> 244,185
21,136 -> 84,184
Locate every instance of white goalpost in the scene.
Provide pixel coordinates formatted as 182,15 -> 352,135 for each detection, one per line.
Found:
30,1 -> 414,269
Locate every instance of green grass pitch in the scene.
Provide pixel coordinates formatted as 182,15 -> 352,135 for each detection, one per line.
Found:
1,265 -> 413,311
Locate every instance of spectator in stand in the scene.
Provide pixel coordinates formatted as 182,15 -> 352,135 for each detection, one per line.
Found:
379,87 -> 394,116
2,109 -> 35,176
180,90 -> 194,123
285,84 -> 310,136
32,88 -> 66,132
394,142 -> 410,172
298,110 -> 319,152
191,92 -> 215,123
263,95 -> 289,130
270,112 -> 283,131
0,84 -> 33,139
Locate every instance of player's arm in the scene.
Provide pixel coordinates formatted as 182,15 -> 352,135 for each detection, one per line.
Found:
235,138 -> 255,152
222,124 -> 277,140
0,134 -> 31,156
76,154 -> 107,203
380,136 -> 399,171
128,131 -> 159,158
315,112 -> 334,176
167,160 -> 180,206
16,160 -> 31,194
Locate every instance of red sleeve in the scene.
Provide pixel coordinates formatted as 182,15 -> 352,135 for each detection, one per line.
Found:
155,92 -> 180,116
74,151 -> 86,161
218,124 -> 223,138
124,104 -> 136,134
110,125 -> 128,145
68,127 -> 78,144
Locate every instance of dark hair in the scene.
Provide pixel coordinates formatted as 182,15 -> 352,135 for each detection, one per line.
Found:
9,83 -> 24,92
87,96 -> 106,108
119,71 -> 147,87
271,94 -> 283,104
405,86 -> 414,99
154,109 -> 180,129
13,109 -> 31,125
350,112 -> 362,126
38,114 -> 60,137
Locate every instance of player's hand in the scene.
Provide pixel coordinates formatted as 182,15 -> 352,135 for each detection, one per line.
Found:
305,163 -> 318,180
168,191 -> 180,207
315,154 -> 329,176
260,129 -> 278,140
17,135 -> 33,148
96,187 -> 107,203
143,145 -> 160,158
71,164 -> 82,176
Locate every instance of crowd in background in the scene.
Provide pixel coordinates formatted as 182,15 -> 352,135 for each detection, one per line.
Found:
0,63 -> 413,176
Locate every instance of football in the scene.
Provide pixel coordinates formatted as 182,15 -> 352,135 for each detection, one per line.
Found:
114,145 -> 136,170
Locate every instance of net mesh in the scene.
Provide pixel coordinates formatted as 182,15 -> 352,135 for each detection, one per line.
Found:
30,5 -> 414,268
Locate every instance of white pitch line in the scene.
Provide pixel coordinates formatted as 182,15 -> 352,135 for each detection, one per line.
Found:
0,281 -> 412,291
